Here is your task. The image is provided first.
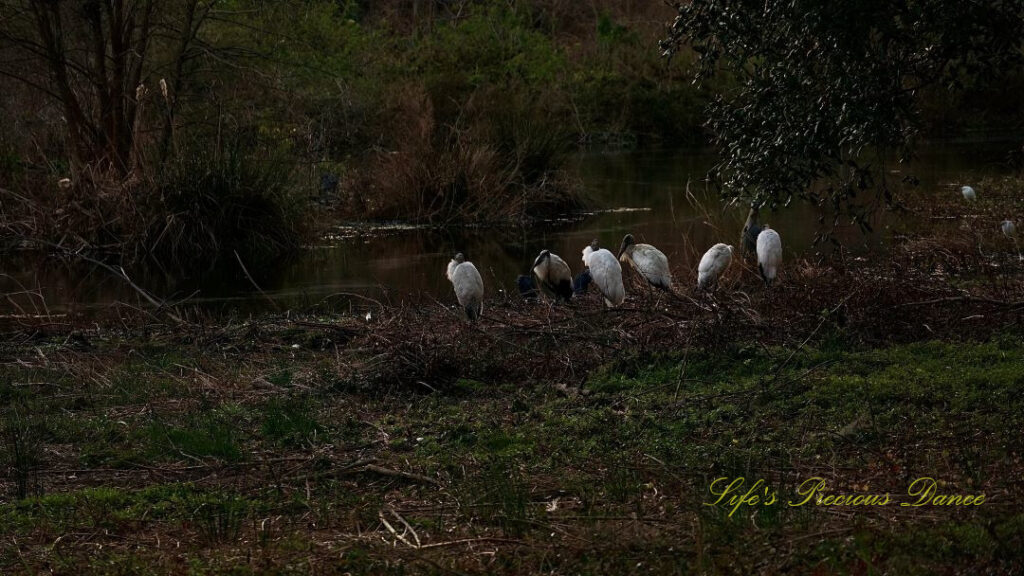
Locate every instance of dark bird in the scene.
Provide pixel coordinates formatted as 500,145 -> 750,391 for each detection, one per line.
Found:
517,274 -> 539,301
741,206 -> 762,255
573,269 -> 592,295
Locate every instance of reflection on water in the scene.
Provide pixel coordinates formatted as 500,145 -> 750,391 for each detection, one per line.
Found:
1,143 -> 1018,316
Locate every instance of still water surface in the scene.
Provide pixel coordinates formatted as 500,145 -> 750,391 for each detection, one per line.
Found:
1,144 -> 1017,316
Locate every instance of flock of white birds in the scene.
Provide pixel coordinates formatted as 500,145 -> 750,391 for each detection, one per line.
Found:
445,186 -> 1019,320
444,207 -> 785,320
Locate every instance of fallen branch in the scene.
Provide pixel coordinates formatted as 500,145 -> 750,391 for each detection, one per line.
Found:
235,250 -> 281,311
416,537 -> 524,550
23,238 -> 187,324
893,295 -> 1024,309
360,464 -> 442,487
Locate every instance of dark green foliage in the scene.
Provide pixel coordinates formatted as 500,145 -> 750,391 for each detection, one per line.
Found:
191,492 -> 250,544
261,396 -> 323,447
468,457 -> 532,536
661,0 -> 1024,224
145,410 -> 243,463
1,405 -> 42,499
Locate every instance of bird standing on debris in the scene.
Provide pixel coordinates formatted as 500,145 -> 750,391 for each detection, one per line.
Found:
697,243 -> 734,291
962,186 -> 976,201
756,226 -> 783,288
532,250 -> 574,302
446,253 -> 484,320
617,233 -> 672,290
582,240 -> 625,307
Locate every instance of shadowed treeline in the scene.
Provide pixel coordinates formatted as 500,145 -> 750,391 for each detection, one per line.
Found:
0,1 -> 713,270
1,1 -> 1021,271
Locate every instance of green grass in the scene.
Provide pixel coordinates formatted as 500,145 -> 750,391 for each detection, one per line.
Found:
2,334 -> 1023,574
260,396 -> 323,447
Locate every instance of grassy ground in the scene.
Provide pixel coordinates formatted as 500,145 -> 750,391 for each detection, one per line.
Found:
1,331 -> 1023,574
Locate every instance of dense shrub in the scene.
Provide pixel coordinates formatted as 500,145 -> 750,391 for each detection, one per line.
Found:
145,141 -> 307,267
347,84 -> 585,223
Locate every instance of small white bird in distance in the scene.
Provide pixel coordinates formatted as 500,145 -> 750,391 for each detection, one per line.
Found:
582,240 -> 625,307
1002,220 -> 1022,261
697,243 -> 734,291
1001,220 -> 1016,238
446,253 -> 484,320
756,225 -> 783,288
961,186 -> 976,201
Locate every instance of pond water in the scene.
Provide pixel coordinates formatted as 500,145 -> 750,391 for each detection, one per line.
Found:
1,143 -> 1018,317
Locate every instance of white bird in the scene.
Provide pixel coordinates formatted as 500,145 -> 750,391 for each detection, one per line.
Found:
581,240 -> 625,307
446,253 -> 484,320
1003,220 -> 1022,262
756,226 -> 783,288
532,250 -> 573,302
617,234 -> 672,290
961,186 -> 976,201
1001,220 -> 1016,238
697,243 -> 734,291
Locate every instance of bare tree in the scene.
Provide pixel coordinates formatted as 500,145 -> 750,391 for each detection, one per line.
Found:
0,1 -> 215,180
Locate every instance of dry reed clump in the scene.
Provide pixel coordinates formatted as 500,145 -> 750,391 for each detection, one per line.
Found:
142,143 -> 306,267
0,140 -> 308,271
1,168 -> 146,252
344,84 -> 587,225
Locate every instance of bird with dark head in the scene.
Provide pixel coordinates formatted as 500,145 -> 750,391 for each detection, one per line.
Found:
741,206 -> 762,255
617,233 -> 672,290
532,249 -> 574,302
